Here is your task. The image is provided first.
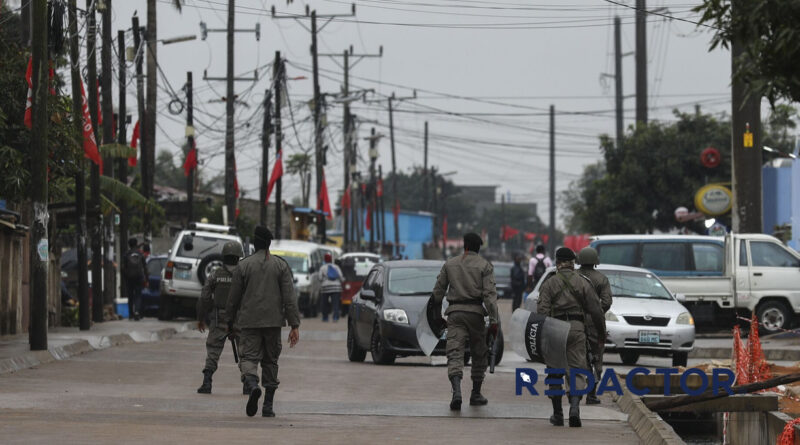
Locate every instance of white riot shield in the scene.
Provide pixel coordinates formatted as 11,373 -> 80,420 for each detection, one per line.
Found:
509,308 -> 570,369
415,296 -> 446,357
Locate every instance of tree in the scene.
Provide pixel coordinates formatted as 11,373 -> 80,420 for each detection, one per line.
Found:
285,153 -> 311,207
763,104 -> 797,155
694,0 -> 800,104
562,110 -> 731,235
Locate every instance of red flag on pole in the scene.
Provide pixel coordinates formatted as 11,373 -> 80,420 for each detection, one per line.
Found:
129,120 -> 140,167
341,184 -> 351,210
318,171 -> 332,220
265,150 -> 283,202
541,234 -> 550,245
24,57 -> 33,129
523,232 -> 536,242
183,140 -> 197,177
502,225 -> 520,241
80,80 -> 103,173
377,178 -> 384,197
392,199 -> 400,226
365,202 -> 372,231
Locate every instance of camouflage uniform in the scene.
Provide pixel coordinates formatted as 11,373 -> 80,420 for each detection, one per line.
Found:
578,268 -> 612,383
197,265 -> 237,373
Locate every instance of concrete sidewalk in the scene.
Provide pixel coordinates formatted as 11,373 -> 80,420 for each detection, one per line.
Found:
0,319 -> 194,375
690,333 -> 800,361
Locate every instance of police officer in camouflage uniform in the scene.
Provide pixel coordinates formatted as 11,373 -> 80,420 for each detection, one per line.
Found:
577,247 -> 612,405
226,226 -> 301,418
196,241 -> 244,394
432,232 -> 499,411
536,247 -> 604,427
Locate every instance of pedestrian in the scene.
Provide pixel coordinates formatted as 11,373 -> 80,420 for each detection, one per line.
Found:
123,238 -> 147,321
226,226 -> 301,418
510,255 -> 526,311
577,247 -> 613,405
318,253 -> 344,322
527,244 -> 553,292
431,232 -> 498,410
536,247 -> 604,428
196,241 -> 244,395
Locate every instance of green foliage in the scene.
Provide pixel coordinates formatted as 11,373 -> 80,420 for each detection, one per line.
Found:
99,143 -> 136,159
763,104 -> 797,155
286,153 -> 312,206
562,111 -> 731,235
694,0 -> 800,104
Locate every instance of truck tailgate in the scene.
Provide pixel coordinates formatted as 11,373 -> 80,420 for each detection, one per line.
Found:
660,276 -> 735,308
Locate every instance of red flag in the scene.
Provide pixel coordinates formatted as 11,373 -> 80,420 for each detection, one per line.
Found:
265,150 -> 283,202
502,225 -> 520,241
80,81 -> 103,172
523,232 -> 536,242
392,199 -> 400,226
541,234 -> 549,245
318,171 -> 332,220
365,202 -> 372,231
24,57 -> 33,129
183,141 -> 197,177
129,120 -> 140,167
442,215 -> 448,247
341,184 -> 351,210
376,178 -> 384,197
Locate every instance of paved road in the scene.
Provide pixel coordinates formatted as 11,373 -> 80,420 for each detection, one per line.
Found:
0,301 -> 643,444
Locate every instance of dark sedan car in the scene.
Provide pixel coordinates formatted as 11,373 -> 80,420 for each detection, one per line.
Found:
347,260 -> 504,366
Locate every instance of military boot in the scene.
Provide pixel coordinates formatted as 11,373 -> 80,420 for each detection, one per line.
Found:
585,386 -> 601,405
549,396 -> 564,426
568,394 -> 582,427
469,379 -> 488,406
197,369 -> 213,394
242,382 -> 248,395
244,376 -> 262,417
449,375 -> 462,410
262,388 -> 276,417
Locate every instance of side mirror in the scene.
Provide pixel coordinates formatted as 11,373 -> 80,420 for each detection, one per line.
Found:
361,289 -> 376,301
675,293 -> 687,303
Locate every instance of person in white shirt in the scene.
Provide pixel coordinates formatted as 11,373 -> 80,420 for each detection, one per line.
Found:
527,244 -> 553,292
318,253 -> 344,322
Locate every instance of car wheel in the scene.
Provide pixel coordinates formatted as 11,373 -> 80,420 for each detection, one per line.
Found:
493,330 -> 505,366
347,321 -> 367,362
197,253 -> 224,285
757,300 -> 792,333
157,294 -> 174,321
672,351 -> 688,367
620,350 -> 640,366
370,325 -> 396,365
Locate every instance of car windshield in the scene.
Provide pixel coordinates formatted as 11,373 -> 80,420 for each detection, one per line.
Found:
388,267 -> 439,296
271,250 -> 309,274
342,255 -> 380,280
176,235 -> 229,259
605,270 -> 673,300
494,265 -> 511,278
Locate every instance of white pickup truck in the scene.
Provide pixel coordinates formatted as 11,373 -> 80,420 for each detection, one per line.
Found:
591,233 -> 800,332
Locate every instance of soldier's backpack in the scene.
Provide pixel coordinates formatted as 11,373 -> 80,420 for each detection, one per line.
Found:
533,258 -> 547,286
125,250 -> 144,280
326,264 -> 340,281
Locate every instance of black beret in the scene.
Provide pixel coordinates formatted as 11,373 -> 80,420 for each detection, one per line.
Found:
555,247 -> 576,261
254,226 -> 273,243
463,232 -> 483,246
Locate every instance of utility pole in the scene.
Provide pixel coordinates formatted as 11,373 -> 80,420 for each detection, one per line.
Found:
20,0 -> 31,46
117,29 -> 129,315
69,0 -> 89,331
29,0 -> 49,350
423,121 -> 429,211
224,0 -> 236,224
730,0 -> 762,233
379,165 -> 385,250
635,0 -> 648,126
432,167 -> 438,245
388,96 -> 400,257
614,16 -> 624,148
259,87 -> 272,227
549,105 -> 556,256
368,128 -> 377,252
186,71 -> 195,224
100,0 -> 114,310
86,0 -> 103,323
273,52 -> 283,238
501,194 -> 506,255
144,0 -> 157,241
343,49 -> 350,250
132,17 -> 146,243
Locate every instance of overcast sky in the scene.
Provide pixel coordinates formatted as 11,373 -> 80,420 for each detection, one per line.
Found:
101,0 -> 733,229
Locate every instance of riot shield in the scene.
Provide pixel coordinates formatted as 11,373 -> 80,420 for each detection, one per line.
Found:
509,308 -> 570,369
416,295 -> 446,356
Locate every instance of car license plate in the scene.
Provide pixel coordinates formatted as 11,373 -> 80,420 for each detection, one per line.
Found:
638,331 -> 660,344
175,269 -> 192,280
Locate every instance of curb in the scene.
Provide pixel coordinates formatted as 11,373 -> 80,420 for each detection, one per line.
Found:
0,322 -> 194,376
690,347 -> 800,361
612,386 -> 685,445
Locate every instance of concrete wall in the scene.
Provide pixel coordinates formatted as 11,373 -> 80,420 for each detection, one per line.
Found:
763,165 -> 792,234
724,411 -> 800,445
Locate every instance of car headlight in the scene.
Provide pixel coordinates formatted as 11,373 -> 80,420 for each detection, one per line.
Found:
605,312 -> 619,322
383,309 -> 409,324
676,312 -> 694,325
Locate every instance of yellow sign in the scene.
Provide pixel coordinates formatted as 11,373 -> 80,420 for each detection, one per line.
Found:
695,184 -> 733,216
743,131 -> 753,148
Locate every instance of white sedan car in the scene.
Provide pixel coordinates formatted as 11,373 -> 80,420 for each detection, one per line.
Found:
526,264 -> 695,367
